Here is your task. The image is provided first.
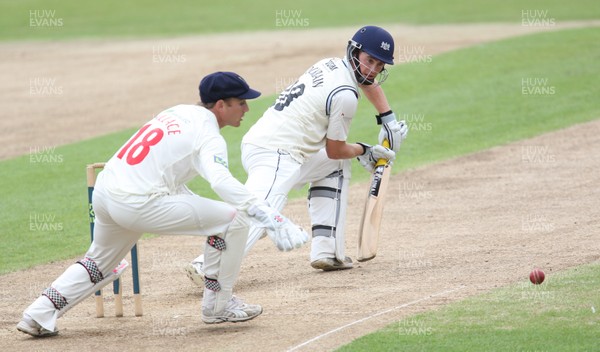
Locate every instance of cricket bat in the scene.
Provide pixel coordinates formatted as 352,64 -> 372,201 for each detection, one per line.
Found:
357,140 -> 392,262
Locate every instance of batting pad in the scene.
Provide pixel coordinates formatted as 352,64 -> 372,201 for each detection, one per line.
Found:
308,160 -> 350,262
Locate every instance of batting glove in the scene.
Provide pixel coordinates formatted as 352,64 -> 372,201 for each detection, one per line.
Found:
247,203 -> 309,251
377,111 -> 408,153
357,143 -> 395,172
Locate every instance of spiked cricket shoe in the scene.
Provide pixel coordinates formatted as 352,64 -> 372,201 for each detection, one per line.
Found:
185,260 -> 205,287
202,296 -> 262,324
311,256 -> 353,271
16,314 -> 58,337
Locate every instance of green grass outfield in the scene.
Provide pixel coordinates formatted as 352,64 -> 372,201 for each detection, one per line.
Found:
1,1 -> 599,350
0,0 -> 598,40
1,27 -> 598,274
337,262 -> 600,351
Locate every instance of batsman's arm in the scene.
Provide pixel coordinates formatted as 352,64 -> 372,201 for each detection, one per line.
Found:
325,88 -> 364,160
361,84 -> 408,153
325,138 -> 365,160
360,84 -> 391,117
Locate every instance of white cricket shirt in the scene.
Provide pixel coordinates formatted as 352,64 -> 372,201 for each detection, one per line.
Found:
242,57 -> 359,163
101,104 -> 256,209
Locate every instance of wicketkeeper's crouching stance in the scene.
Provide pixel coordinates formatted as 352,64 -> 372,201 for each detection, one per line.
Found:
17,71 -> 308,337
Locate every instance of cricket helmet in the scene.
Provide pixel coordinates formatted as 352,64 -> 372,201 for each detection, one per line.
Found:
346,26 -> 395,85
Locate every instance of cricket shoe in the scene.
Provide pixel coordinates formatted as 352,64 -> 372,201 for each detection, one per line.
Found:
185,260 -> 205,287
311,256 -> 353,271
16,314 -> 58,337
202,296 -> 263,324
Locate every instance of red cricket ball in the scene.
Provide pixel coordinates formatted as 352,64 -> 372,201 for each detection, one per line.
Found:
529,268 -> 545,285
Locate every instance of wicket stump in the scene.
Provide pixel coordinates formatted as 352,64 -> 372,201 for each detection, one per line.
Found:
87,163 -> 142,317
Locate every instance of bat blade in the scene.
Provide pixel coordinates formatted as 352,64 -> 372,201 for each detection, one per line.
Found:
357,157 -> 392,262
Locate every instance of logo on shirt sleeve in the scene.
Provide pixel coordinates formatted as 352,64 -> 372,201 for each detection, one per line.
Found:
213,155 -> 228,168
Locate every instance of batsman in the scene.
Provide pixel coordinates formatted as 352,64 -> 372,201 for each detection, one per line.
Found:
187,25 -> 408,278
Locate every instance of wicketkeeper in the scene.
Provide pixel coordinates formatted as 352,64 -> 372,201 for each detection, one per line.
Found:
17,71 -> 308,337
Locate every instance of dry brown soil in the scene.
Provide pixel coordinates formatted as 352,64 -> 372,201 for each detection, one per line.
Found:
1,22 -> 599,352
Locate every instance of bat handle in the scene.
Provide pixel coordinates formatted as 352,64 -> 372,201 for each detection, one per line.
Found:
375,139 -> 391,167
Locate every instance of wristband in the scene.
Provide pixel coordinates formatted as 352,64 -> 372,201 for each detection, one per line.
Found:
357,142 -> 369,155
375,110 -> 393,125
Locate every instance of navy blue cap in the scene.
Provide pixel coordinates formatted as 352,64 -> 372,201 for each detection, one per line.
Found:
199,71 -> 261,104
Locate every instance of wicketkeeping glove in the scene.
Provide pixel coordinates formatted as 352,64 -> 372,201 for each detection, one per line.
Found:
247,203 -> 309,251
356,143 -> 395,172
377,111 -> 408,153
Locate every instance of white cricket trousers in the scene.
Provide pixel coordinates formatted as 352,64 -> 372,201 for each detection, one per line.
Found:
23,171 -> 247,332
242,143 -> 351,262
